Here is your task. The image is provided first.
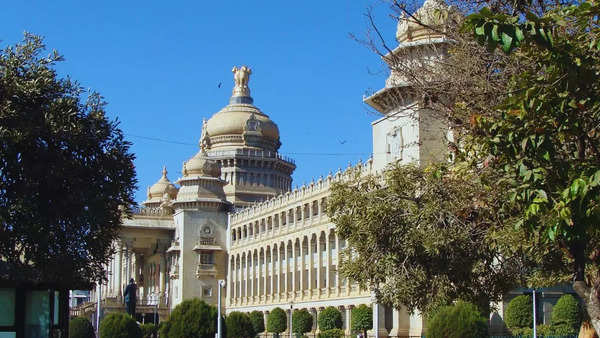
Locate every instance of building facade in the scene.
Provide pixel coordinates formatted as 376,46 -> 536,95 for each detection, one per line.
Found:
85,0 -> 459,335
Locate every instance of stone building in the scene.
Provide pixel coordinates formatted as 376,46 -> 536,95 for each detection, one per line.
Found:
83,0 -> 455,335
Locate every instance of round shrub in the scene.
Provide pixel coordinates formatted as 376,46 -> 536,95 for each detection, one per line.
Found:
99,312 -> 142,338
318,307 -> 342,331
318,328 -> 345,338
69,317 -> 95,338
505,295 -> 533,331
159,298 -> 217,338
427,301 -> 488,338
249,310 -> 265,334
140,323 -> 157,338
351,304 -> 372,337
551,294 -> 581,334
292,309 -> 313,335
226,312 -> 255,338
267,307 -> 287,334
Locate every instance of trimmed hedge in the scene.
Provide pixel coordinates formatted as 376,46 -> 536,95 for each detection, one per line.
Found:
318,328 -> 345,338
351,304 -> 372,337
505,295 -> 533,331
249,310 -> 265,334
292,309 -> 313,335
226,311 -> 255,338
551,294 -> 581,334
99,312 -> 142,338
267,307 -> 287,334
159,298 -> 217,338
426,301 -> 488,338
318,307 -> 342,331
140,323 -> 157,338
69,317 -> 95,338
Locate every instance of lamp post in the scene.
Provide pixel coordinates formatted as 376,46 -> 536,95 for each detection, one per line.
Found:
522,289 -> 538,337
96,281 -> 101,337
289,301 -> 293,338
218,279 -> 225,338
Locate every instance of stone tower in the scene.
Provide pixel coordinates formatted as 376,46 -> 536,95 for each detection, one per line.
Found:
202,66 -> 296,208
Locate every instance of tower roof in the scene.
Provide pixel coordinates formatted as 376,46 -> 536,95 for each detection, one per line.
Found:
144,166 -> 178,205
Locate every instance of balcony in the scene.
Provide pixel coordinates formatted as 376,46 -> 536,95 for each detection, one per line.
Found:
196,263 -> 217,277
193,238 -> 223,252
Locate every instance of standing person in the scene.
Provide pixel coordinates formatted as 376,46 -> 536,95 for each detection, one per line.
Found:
124,278 -> 137,318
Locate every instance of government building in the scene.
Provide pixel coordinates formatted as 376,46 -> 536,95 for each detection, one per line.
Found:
75,0 -> 555,336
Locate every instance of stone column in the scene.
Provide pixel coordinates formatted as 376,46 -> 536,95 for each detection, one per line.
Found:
277,247 -> 282,298
371,300 -> 389,337
291,242 -> 296,297
345,306 -> 352,335
245,253 -> 249,300
316,307 -> 322,333
249,253 -> 254,300
283,244 -> 288,297
389,306 -> 410,337
308,237 -> 313,295
299,240 -> 305,297
316,237 -> 322,295
270,248 -> 275,298
325,233 -> 331,293
227,257 -> 233,304
160,252 -> 167,302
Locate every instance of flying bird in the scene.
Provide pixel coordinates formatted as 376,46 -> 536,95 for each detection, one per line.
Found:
217,82 -> 222,88
338,139 -> 347,145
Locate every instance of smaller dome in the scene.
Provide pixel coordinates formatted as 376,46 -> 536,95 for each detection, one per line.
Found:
183,150 -> 221,178
396,0 -> 456,43
146,167 -> 178,202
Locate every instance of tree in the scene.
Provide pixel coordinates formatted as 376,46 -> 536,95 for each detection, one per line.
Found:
249,310 -> 265,335
463,0 -> 600,332
99,312 -> 142,338
426,301 -> 488,338
266,307 -> 287,336
351,304 -> 372,337
552,294 -> 582,334
317,307 -> 342,331
140,323 -> 157,338
159,298 -> 217,338
292,309 -> 313,335
226,312 -> 255,338
0,33 -> 137,287
504,295 -> 533,333
69,317 -> 95,338
328,163 -> 523,315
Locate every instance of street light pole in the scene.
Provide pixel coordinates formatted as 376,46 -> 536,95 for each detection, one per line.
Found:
218,280 -> 225,338
289,301 -> 293,338
96,281 -> 101,337
532,290 -> 537,337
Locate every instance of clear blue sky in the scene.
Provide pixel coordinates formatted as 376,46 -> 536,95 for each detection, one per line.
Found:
2,1 -> 399,204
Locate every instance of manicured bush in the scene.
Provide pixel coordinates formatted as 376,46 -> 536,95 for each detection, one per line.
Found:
426,301 -> 488,338
351,304 -> 372,337
351,304 -> 373,337
140,323 -> 157,338
292,309 -> 313,335
159,298 -> 217,338
267,307 -> 287,335
226,312 -> 255,338
505,295 -> 533,332
551,294 -> 581,334
318,328 -> 345,338
69,317 -> 95,338
249,310 -> 265,334
99,312 -> 142,338
317,307 -> 342,331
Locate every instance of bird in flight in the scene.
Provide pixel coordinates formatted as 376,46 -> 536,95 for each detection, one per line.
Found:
217,82 -> 222,88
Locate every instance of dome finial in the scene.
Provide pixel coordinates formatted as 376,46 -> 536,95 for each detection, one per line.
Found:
162,166 -> 167,178
230,66 -> 254,104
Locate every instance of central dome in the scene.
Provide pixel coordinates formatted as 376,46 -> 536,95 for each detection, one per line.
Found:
203,66 -> 281,152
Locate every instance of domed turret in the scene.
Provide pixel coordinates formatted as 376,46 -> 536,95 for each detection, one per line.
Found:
183,150 -> 221,178
174,150 -> 229,209
143,167 -> 178,206
396,0 -> 457,43
203,66 -> 281,152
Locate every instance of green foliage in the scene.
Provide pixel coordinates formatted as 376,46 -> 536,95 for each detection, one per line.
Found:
249,310 -> 265,334
505,295 -> 533,331
0,33 -> 137,287
317,328 -> 344,338
426,301 -> 488,338
99,312 -> 142,338
551,294 -> 581,333
351,304 -> 372,337
68,317 -> 95,338
292,309 -> 313,334
226,312 -> 255,338
317,306 -> 342,331
140,323 -> 157,338
267,307 -> 287,334
328,162 -> 519,315
159,298 -> 217,338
